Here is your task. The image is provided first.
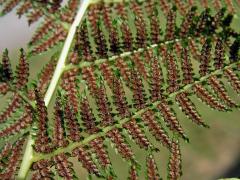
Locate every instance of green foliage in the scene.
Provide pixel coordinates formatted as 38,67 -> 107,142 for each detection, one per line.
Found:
0,0 -> 240,179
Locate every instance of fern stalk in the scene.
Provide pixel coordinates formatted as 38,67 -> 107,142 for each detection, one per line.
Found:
17,0 -> 90,179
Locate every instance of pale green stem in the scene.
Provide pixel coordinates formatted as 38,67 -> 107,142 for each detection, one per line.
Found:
17,0 -> 90,179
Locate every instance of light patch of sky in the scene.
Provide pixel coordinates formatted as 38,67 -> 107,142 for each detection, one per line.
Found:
0,9 -> 38,53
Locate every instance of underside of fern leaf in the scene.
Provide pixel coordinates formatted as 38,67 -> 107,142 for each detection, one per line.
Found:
0,0 -> 240,179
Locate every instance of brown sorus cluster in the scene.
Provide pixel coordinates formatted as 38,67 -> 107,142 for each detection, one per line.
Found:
224,68 -> 240,93
120,21 -> 134,51
128,165 -> 138,180
179,8 -> 196,38
130,70 -> 146,110
166,54 -> 180,93
80,97 -> 99,134
16,1 -> 32,17
225,0 -> 235,13
65,102 -> 81,142
112,77 -> 130,118
53,100 -> 69,148
159,0 -> 170,16
0,107 -> 32,138
132,53 -> 148,80
93,23 -> 108,58
142,110 -> 172,148
82,66 -> 98,95
72,146 -> 100,175
90,137 -> 111,168
107,128 -> 134,160
61,68 -> 79,113
199,40 -> 212,76
174,0 -> 187,15
211,9 -> 225,31
188,38 -> 201,61
95,86 -> 114,127
157,101 -> 187,140
168,140 -> 182,180
146,154 -> 160,180
208,76 -> 236,107
32,25 -> 67,54
115,57 -> 131,83
176,92 -> 207,127
76,20 -> 93,62
150,15 -> 161,44
0,143 -> 12,168
37,59 -> 56,96
1,0 -> 21,14
0,138 -> 25,180
195,9 -> 209,37
193,84 -> 226,111
0,83 -> 9,95
214,38 -> 225,70
115,2 -> 128,20
34,89 -> 52,153
100,62 -> 114,88
27,9 -> 43,25
123,119 -> 151,149
213,0 -> 222,10
134,18 -> 147,48
150,56 -> 164,102
2,49 -> 13,81
165,9 -> 176,41
16,49 -> 29,89
53,153 -> 74,179
32,160 -> 53,180
0,93 -> 22,123
30,18 -> 56,46
181,48 -> 194,85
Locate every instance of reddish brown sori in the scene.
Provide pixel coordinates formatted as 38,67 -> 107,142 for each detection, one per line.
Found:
53,99 -> 69,148
32,160 -> 53,180
149,56 -> 164,102
176,92 -> 207,127
95,86 -> 114,127
146,154 -> 160,180
53,153 -> 74,179
0,107 -> 32,138
0,138 -> 25,180
128,165 -> 138,180
112,77 -> 130,118
132,52 -> 148,80
208,76 -> 236,107
2,49 -> 13,81
157,101 -> 187,140
72,146 -> 100,175
165,9 -> 176,41
213,38 -> 225,70
34,89 -> 53,154
16,49 -> 29,89
168,140 -> 182,180
141,110 -> 172,148
193,84 -> 226,111
123,119 -> 151,149
166,54 -> 180,93
80,97 -> 99,134
130,70 -> 146,110
82,66 -> 98,95
0,93 -> 22,123
181,48 -> 194,85
224,68 -> 240,94
90,137 -> 111,168
64,102 -> 81,142
61,68 -> 79,113
107,128 -> 134,160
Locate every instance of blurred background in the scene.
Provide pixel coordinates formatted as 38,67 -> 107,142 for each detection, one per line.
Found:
0,7 -> 240,180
